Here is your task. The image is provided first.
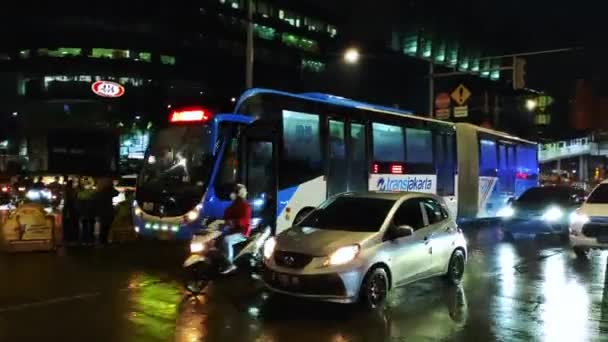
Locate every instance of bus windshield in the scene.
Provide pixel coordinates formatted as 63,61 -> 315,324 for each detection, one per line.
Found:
136,125 -> 213,216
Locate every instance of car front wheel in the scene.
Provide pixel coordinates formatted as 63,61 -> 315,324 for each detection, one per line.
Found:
445,250 -> 466,285
360,267 -> 389,310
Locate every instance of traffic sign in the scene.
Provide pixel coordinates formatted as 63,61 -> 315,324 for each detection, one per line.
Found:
451,84 -> 471,106
453,105 -> 468,118
435,108 -> 450,120
435,93 -> 451,109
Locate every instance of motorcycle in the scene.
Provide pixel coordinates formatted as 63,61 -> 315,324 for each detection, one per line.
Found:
183,220 -> 272,295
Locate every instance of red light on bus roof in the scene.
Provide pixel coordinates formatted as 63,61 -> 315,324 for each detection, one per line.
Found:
372,163 -> 379,174
169,108 -> 211,123
391,164 -> 403,174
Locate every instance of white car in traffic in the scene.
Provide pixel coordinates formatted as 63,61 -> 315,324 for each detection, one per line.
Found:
569,181 -> 608,258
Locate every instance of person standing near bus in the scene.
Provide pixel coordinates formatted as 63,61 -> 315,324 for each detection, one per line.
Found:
94,178 -> 118,245
62,179 -> 78,245
77,178 -> 95,245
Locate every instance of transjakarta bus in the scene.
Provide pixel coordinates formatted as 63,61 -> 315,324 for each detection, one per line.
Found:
134,89 -> 538,239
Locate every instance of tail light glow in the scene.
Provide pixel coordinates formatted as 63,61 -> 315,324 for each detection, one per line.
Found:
372,163 -> 379,174
391,164 -> 403,174
170,107 -> 211,123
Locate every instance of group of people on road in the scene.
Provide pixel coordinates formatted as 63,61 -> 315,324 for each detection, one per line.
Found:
62,177 -> 118,246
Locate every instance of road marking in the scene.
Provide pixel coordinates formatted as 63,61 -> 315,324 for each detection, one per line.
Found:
0,292 -> 100,313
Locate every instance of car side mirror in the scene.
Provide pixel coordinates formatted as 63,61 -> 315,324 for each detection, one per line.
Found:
389,225 -> 414,240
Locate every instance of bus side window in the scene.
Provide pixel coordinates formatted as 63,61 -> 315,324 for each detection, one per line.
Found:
348,122 -> 367,192
406,128 -> 432,164
372,122 -> 405,162
328,119 -> 346,197
280,110 -> 322,189
435,133 -> 455,196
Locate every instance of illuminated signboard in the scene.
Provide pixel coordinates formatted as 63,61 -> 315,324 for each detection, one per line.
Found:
91,80 -> 125,98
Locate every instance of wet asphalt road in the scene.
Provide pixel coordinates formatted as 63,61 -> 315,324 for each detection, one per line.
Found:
1,227 -> 608,342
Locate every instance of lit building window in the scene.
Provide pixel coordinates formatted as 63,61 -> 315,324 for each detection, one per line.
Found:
281,33 -> 319,53
19,50 -> 30,59
161,55 -> 176,65
92,48 -> 130,59
301,59 -> 325,73
254,24 -> 276,40
38,48 -> 82,57
138,52 -> 152,62
327,25 -> 338,38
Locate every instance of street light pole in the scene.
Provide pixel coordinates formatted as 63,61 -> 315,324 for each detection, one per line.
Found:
245,0 -> 254,89
428,62 -> 434,117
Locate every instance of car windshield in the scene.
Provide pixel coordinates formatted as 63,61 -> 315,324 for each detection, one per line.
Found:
587,184 -> 608,204
517,187 -> 580,205
299,196 -> 395,232
139,126 -> 213,190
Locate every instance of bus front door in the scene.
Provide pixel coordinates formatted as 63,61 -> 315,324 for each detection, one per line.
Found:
242,124 -> 277,233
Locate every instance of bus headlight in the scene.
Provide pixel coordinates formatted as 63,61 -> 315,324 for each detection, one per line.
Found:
190,242 -> 204,254
497,206 -> 515,218
186,209 -> 199,222
570,211 -> 589,224
542,207 -> 563,222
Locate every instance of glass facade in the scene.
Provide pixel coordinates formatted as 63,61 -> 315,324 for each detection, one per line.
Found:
218,0 -> 338,38
301,59 -> 325,73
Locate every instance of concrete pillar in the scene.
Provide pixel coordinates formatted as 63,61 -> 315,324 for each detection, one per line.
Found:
579,155 -> 588,182
556,159 -> 561,171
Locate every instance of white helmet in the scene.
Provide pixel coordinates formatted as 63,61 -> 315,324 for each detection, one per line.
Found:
230,183 -> 247,200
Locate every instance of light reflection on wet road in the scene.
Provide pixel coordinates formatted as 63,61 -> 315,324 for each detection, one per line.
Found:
1,227 -> 608,341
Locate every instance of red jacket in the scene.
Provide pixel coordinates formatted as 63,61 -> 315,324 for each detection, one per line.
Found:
223,198 -> 252,237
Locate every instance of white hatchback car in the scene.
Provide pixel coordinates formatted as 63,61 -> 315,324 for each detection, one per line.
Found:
570,181 -> 608,258
262,192 -> 467,309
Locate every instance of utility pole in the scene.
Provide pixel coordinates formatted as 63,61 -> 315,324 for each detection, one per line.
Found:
245,0 -> 254,89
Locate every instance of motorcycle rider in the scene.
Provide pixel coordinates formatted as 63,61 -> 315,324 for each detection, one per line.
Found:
220,183 -> 252,274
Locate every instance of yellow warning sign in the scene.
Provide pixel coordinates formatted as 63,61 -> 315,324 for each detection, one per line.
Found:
451,84 -> 471,106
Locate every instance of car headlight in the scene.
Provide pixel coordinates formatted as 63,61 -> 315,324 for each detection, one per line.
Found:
263,237 -> 276,259
325,245 -> 360,266
186,209 -> 199,222
569,211 -> 589,224
542,207 -> 563,222
134,206 -> 143,216
190,242 -> 204,253
497,206 -> 515,218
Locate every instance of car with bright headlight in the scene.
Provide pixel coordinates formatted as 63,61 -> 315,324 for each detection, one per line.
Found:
498,186 -> 586,241
570,181 -> 608,258
262,192 -> 467,309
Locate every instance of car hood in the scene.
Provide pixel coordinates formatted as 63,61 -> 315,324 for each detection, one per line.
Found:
580,203 -> 608,217
275,225 -> 377,256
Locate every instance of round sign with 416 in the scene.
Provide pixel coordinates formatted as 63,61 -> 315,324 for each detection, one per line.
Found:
91,80 -> 125,98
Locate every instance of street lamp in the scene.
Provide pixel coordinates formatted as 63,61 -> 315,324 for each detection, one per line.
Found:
525,99 -> 538,111
344,48 -> 360,64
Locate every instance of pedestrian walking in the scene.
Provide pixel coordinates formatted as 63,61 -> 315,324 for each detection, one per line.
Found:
77,178 -> 95,245
62,179 -> 78,245
95,178 -> 118,245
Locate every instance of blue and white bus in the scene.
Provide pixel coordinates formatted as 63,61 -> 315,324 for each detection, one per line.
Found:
133,89 -> 538,239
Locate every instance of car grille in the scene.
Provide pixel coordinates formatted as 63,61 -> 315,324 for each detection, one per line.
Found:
274,250 -> 313,269
263,268 -> 346,296
582,223 -> 608,237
